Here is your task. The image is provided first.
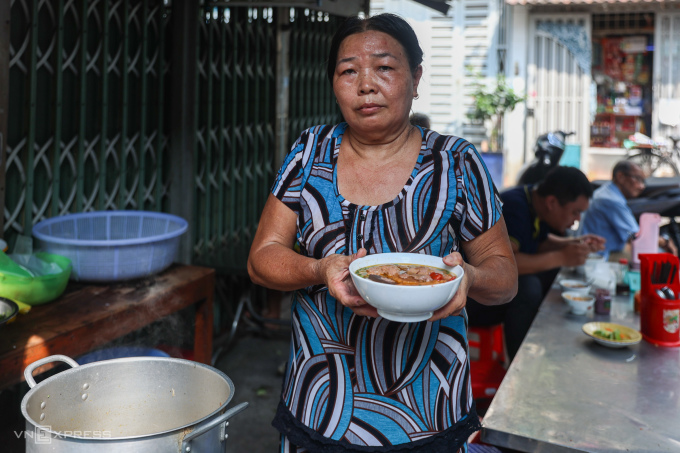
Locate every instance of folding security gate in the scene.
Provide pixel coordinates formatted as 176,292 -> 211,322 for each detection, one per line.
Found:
2,1 -> 342,265
526,14 -> 592,163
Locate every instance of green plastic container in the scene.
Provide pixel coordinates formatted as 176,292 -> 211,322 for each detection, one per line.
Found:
0,252 -> 72,305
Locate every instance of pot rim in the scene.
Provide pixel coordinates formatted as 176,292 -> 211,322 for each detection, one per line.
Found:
21,356 -> 235,441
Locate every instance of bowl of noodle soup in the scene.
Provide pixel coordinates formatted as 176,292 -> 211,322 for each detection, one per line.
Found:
349,253 -> 464,322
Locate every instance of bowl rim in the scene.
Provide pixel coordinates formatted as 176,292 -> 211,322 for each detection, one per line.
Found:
349,253 -> 464,288
560,279 -> 591,288
32,210 -> 188,247
561,291 -> 595,302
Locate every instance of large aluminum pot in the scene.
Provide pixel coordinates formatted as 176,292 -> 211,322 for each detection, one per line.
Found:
21,355 -> 248,452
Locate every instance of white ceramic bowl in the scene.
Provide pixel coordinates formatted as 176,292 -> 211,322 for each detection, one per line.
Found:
562,291 -> 595,315
348,253 -> 464,322
559,279 -> 591,295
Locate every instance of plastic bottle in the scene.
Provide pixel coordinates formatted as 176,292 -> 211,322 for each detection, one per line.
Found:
615,258 -> 630,296
590,262 -> 615,317
590,261 -> 616,296
595,288 -> 612,315
631,213 -> 661,270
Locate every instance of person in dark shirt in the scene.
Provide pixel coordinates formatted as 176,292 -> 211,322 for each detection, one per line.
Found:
467,166 -> 605,360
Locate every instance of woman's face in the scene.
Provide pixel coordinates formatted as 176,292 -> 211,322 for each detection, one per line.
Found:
333,31 -> 421,137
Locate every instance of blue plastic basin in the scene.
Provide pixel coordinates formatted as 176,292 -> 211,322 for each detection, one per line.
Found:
76,346 -> 170,365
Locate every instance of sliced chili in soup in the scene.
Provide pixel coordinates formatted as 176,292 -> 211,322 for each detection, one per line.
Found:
356,263 -> 455,286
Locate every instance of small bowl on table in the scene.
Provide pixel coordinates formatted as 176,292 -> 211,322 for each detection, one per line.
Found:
559,279 -> 591,295
348,253 -> 464,323
562,292 -> 595,315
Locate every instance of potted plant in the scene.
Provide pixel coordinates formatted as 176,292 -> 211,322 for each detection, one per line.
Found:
467,73 -> 525,153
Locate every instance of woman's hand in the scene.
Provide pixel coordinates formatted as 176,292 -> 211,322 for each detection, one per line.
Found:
429,252 -> 470,321
321,248 -> 378,317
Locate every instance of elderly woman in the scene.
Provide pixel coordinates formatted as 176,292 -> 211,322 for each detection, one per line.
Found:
248,13 -> 517,453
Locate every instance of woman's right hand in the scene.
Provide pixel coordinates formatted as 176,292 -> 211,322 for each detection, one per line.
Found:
320,248 -> 378,317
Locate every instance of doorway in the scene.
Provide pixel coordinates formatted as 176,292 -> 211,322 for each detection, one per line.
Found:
526,14 -> 592,165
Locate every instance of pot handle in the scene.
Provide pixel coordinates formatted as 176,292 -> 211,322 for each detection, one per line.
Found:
24,355 -> 79,388
181,402 -> 248,450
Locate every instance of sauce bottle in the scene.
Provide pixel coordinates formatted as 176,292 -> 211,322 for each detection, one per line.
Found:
595,288 -> 612,315
616,258 -> 630,296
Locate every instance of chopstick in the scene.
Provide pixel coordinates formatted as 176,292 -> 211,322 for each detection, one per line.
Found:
651,262 -> 678,284
653,262 -> 658,284
661,262 -> 669,284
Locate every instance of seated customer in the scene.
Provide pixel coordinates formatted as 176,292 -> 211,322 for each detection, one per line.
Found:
467,166 -> 605,360
581,160 -> 677,257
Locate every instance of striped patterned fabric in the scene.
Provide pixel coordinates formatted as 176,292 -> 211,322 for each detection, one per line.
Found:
271,123 -> 502,450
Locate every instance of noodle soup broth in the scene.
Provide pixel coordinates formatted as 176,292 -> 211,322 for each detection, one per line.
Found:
355,263 -> 455,286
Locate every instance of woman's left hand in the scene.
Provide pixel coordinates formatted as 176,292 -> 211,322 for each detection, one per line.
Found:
429,252 -> 471,321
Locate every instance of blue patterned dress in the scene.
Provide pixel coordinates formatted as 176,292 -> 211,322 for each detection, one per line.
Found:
271,123 -> 502,452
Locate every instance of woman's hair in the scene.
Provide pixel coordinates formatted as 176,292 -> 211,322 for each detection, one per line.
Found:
410,112 -> 430,129
535,166 -> 593,205
326,13 -> 423,83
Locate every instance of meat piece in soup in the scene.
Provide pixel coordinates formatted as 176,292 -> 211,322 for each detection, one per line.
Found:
356,263 -> 454,285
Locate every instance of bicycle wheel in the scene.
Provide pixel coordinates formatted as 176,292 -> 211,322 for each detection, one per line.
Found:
626,152 -> 679,178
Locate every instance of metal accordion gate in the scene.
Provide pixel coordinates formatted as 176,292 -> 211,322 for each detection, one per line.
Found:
4,0 -> 343,256
2,0 -> 346,340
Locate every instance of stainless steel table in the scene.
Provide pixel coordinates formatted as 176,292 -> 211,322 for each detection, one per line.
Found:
481,280 -> 680,452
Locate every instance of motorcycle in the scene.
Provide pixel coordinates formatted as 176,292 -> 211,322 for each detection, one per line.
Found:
516,130 -> 575,185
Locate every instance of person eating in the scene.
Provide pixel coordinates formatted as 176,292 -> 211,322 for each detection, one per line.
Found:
467,166 -> 606,360
247,13 -> 517,453
581,160 -> 677,258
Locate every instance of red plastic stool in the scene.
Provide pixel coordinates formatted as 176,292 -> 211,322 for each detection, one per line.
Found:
468,324 -> 506,402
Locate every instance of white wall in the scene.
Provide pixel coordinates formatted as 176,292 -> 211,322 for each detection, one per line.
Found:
504,5 -> 529,187
372,0 -> 464,136
371,0 -> 499,146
